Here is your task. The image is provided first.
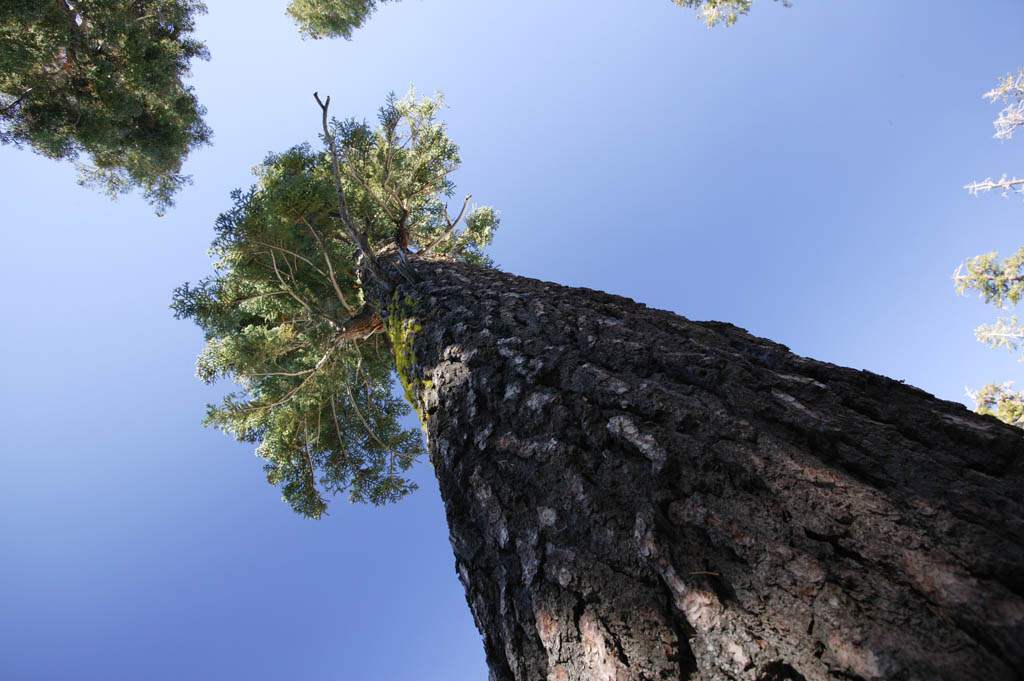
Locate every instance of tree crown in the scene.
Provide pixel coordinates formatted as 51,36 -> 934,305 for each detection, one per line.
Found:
283,0 -> 790,39
286,0 -> 394,40
173,90 -> 498,516
0,0 -> 211,213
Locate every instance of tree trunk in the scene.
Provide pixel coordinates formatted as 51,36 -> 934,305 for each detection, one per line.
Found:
363,254 -> 1024,681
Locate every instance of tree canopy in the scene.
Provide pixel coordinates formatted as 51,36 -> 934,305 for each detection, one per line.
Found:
0,0 -> 211,213
286,0 -> 395,40
172,90 -> 498,516
956,68 -> 1024,427
284,0 -> 790,40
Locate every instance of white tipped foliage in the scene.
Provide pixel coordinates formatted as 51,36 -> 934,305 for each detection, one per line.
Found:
958,69 -> 1024,427
671,0 -> 790,27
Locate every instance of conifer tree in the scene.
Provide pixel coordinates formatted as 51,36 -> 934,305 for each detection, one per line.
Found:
172,90 -> 498,516
177,92 -> 1023,681
0,0 -> 211,213
286,0 -> 394,39
956,68 -> 1024,427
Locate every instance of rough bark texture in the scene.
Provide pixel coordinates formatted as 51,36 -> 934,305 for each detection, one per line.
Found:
363,254 -> 1024,681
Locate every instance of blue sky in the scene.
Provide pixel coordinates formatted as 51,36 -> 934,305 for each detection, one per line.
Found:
1,1 -> 1022,679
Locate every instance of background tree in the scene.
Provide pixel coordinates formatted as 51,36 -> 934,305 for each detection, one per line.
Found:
956,68 -> 1024,427
671,0 -> 790,27
286,0 -> 394,39
177,92 -> 1023,681
284,0 -> 790,39
0,0 -> 211,213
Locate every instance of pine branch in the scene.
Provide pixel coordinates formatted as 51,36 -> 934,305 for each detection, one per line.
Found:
421,194 -> 471,255
344,368 -> 415,461
251,239 -> 330,279
269,251 -> 319,320
299,217 -> 356,315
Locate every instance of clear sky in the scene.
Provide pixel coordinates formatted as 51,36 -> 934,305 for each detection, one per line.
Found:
1,1 -> 1022,679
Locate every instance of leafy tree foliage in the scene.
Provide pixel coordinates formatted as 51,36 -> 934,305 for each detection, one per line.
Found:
0,0 -> 211,212
173,90 -> 498,516
956,68 -> 1024,427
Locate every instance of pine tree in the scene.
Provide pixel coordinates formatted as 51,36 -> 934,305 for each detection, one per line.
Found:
173,90 -> 497,516
956,68 -> 1024,427
0,0 -> 211,212
176,93 -> 1024,681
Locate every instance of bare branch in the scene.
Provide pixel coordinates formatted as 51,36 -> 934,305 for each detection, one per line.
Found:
421,194 -> 472,255
313,92 -> 381,278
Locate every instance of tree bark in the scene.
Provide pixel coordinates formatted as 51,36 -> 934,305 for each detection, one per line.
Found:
362,254 -> 1024,681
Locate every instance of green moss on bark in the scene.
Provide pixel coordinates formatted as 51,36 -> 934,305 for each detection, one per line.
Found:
387,294 -> 432,430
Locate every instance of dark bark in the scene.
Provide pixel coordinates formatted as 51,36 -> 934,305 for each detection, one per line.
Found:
362,254 -> 1024,681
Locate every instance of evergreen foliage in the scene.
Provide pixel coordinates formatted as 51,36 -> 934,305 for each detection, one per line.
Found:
173,90 -> 498,516
0,0 -> 211,213
286,0 -> 393,40
671,0 -> 790,27
284,0 -> 789,39
956,68 -> 1024,427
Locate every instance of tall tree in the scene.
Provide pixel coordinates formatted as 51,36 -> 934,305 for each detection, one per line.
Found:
176,93 -> 1024,681
173,90 -> 497,515
0,0 -> 211,212
956,68 -> 1024,427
